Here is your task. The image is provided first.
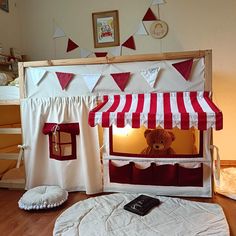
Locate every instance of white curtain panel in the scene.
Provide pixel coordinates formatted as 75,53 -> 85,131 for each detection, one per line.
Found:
21,96 -> 102,194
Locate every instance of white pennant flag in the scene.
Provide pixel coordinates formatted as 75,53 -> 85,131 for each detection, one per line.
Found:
53,25 -> 66,39
141,67 -> 160,88
82,74 -> 101,92
29,68 -> 47,85
151,0 -> 166,5
109,46 -> 122,56
135,22 -> 149,35
80,48 -> 93,58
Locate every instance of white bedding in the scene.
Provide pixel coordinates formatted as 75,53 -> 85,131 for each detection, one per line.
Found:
0,86 -> 19,101
53,193 -> 229,236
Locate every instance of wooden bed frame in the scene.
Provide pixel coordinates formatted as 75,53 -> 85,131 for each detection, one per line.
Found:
18,49 -> 217,196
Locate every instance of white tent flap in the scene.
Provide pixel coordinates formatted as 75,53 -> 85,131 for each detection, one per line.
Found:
21,96 -> 102,194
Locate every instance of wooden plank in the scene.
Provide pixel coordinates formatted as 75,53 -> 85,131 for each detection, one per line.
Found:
21,50 -> 208,68
220,160 -> 236,167
18,62 -> 26,99
0,123 -> 21,128
204,50 -> 212,91
0,128 -> 21,134
0,100 -> 20,105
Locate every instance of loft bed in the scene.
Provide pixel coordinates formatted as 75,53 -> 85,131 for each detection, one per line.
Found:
0,53 -> 24,188
18,50 -> 222,197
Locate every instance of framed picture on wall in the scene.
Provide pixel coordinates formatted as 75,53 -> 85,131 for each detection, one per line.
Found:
0,0 -> 9,12
92,10 -> 120,48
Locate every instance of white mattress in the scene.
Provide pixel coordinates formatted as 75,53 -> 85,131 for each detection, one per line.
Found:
53,193 -> 229,236
0,86 -> 19,100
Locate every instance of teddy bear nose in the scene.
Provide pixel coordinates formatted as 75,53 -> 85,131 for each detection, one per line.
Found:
154,144 -> 160,149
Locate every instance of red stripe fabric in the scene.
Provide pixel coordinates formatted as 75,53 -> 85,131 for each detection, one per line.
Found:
148,93 -> 157,128
117,94 -> 132,127
132,94 -> 145,128
88,92 -> 223,130
176,92 -> 189,129
102,95 -> 120,127
190,92 -> 206,130
163,93 -> 172,129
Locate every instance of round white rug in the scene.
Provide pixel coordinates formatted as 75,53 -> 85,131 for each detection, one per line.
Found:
53,193 -> 229,236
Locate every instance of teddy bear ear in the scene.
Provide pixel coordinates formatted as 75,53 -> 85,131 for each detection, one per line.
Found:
144,129 -> 152,137
168,131 -> 175,141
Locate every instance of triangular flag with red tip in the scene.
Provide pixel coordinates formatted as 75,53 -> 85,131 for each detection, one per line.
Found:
56,72 -> 74,90
81,74 -> 101,92
172,59 -> 193,81
95,52 -> 107,57
66,39 -> 79,52
142,8 -> 157,21
141,67 -> 160,88
122,36 -> 136,50
111,72 -> 131,91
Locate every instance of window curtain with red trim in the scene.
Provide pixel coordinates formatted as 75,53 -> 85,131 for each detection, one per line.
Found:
21,96 -> 102,194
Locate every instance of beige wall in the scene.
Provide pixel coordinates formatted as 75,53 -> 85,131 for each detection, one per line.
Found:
0,0 -> 22,55
1,0 -> 236,160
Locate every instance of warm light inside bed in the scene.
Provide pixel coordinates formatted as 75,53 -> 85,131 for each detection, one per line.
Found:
112,125 -> 132,136
111,126 -> 200,156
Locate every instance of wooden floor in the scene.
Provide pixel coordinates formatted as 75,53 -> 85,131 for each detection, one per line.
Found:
0,189 -> 235,236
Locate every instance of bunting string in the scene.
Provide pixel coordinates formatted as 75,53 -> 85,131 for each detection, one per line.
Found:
28,57 -> 195,92
53,0 -> 167,57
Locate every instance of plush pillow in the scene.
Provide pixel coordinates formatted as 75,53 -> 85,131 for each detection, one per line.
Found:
18,185 -> 68,210
0,72 -> 15,85
0,72 -> 8,85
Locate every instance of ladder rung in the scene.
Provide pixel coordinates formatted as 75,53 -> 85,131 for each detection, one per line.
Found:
0,128 -> 21,134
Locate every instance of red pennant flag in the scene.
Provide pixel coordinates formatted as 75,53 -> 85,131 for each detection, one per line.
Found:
111,72 -> 131,91
56,72 -> 74,90
66,38 -> 79,52
95,52 -> 108,57
142,8 -> 157,21
172,59 -> 193,81
122,36 -> 136,50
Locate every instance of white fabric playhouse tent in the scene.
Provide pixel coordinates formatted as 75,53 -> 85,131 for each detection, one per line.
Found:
19,50 -> 222,197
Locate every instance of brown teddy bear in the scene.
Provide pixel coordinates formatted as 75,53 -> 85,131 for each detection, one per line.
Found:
141,128 -> 175,156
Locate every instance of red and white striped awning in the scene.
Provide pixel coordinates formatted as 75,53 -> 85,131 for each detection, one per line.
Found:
88,91 -> 223,130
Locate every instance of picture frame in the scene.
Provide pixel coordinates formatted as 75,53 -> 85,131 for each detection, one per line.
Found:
92,10 -> 120,48
0,0 -> 9,12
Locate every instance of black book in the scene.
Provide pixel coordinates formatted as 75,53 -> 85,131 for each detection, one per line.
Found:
124,195 -> 160,216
